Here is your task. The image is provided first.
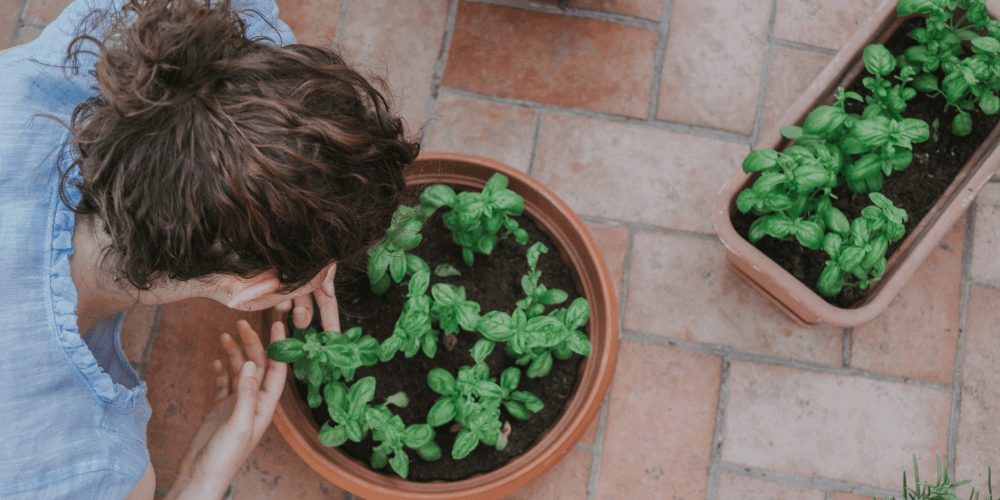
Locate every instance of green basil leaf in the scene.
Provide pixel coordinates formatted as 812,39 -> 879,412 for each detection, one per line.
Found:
823,233 -> 844,258
431,283 -> 459,306
863,44 -> 896,77
839,246 -> 865,271
971,36 -> 1000,54
912,73 -> 938,93
823,206 -> 851,236
408,269 -> 430,298
742,149 -> 780,173
403,424 -> 435,449
319,422 -> 349,447
539,288 -> 569,306
348,377 -> 377,410
846,154 -> 882,186
417,441 -> 442,461
564,298 -> 590,329
780,126 -> 803,140
817,262 -> 845,297
367,245 -> 391,284
471,339 -> 495,363
952,111 -> 973,137
758,215 -> 797,239
802,105 -> 846,137
942,72 -> 969,103
526,351 -> 554,379
427,398 -> 457,427
433,263 -> 462,278
504,400 -> 532,421
979,93 -> 1000,116
307,382 -> 323,408
752,172 -> 788,192
477,311 -> 515,342
500,367 -> 521,392
266,338 -> 306,363
794,221 -> 824,250
897,118 -> 930,143
484,173 -> 509,193
389,251 -> 407,283
896,0 -> 938,15
566,331 -> 592,356
420,184 -> 457,210
792,164 -> 834,193
370,449 -> 388,469
388,451 -> 409,479
421,332 -> 438,359
492,189 -> 524,215
451,429 -> 480,460
851,117 -> 891,146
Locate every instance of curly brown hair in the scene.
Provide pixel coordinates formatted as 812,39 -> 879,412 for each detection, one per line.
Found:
60,0 -> 418,292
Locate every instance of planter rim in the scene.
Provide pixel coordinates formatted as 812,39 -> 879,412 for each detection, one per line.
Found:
713,0 -> 1000,327
269,152 -> 619,499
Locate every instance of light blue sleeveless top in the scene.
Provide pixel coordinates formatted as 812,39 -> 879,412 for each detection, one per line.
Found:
0,1 -> 294,497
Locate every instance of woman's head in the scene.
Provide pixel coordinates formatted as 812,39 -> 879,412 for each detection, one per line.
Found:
64,0 -> 418,301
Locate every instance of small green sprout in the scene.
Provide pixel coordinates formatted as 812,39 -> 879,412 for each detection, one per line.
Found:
430,283 -> 481,336
516,242 -> 569,317
367,206 -> 430,294
420,174 -> 529,266
424,365 -> 508,459
498,367 -> 544,421
378,270 -> 439,361
318,377 -> 440,479
268,326 -> 379,408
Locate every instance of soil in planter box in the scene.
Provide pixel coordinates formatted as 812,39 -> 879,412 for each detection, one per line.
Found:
294,189 -> 585,482
732,17 -> 1000,308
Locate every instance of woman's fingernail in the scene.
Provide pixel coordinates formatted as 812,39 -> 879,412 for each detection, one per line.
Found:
243,361 -> 256,376
293,306 -> 305,319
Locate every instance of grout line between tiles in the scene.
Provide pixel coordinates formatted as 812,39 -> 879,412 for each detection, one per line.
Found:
948,205 -> 975,473
420,0 -> 459,146
333,0 -> 351,48
585,396 -> 610,500
749,0 -> 778,147
772,37 -> 839,56
969,277 -> 1000,291
622,330 -> 953,392
645,0 -> 671,121
439,87 -> 753,145
716,462 -> 899,498
704,357 -> 731,500
842,328 -> 853,368
526,110 -> 542,175
824,492 -> 834,500
469,0 -> 660,30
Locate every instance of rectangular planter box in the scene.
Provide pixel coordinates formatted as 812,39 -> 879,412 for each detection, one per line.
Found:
713,0 -> 1000,327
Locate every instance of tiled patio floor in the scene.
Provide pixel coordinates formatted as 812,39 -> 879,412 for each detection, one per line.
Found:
6,0 -> 1000,498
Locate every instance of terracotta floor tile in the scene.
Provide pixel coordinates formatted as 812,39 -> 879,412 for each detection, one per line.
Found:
850,218 -> 966,384
657,0 -> 770,134
145,299 -> 257,495
761,46 -> 831,137
594,340 -> 721,499
722,361 -> 952,490
338,0 -> 449,131
442,2 -> 658,118
121,304 -> 159,370
715,473 -> 825,500
532,113 -> 747,234
22,0 -> 71,25
971,183 -> 1000,283
423,92 -> 537,171
276,0 -> 340,48
506,447 -> 592,500
625,231 -> 843,365
774,0 -> 883,51
578,406 -> 600,446
547,0 -> 665,21
956,285 -> 1000,488
585,222 -> 629,296
832,493 -> 877,500
231,426 -> 345,499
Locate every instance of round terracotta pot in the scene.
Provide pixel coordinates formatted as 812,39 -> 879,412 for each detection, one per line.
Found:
263,152 -> 619,499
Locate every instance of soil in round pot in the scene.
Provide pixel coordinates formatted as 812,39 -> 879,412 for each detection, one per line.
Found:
291,186 -> 586,482
731,16 -> 1000,308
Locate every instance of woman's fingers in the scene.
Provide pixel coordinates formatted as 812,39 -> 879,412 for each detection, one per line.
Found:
224,361 -> 259,438
236,320 -> 267,382
254,322 -> 288,439
314,291 -> 340,333
212,359 -> 230,402
291,295 -> 313,329
219,333 -> 246,380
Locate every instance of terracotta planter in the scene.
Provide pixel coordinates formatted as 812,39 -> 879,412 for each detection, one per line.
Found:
713,1 -> 1000,327
263,153 -> 619,499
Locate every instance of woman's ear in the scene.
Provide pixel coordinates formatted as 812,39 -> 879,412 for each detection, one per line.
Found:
220,271 -> 283,311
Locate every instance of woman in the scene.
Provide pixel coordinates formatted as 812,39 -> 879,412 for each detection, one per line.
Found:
0,0 -> 417,497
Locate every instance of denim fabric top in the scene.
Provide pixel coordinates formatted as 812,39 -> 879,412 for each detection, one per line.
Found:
0,1 -> 294,497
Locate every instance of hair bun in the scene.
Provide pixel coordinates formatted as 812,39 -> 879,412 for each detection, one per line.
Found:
88,0 -> 250,118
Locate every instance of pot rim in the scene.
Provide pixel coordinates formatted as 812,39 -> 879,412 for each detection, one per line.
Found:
713,0 -> 1000,327
268,152 -> 619,499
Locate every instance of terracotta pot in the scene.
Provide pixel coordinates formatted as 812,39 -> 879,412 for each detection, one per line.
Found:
263,152 -> 619,499
713,1 -> 1000,327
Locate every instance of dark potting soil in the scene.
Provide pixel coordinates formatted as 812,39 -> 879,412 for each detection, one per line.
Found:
292,189 -> 585,482
731,17 -> 1000,308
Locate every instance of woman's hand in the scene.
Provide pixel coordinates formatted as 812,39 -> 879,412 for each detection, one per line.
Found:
275,264 -> 340,332
165,320 -> 288,500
